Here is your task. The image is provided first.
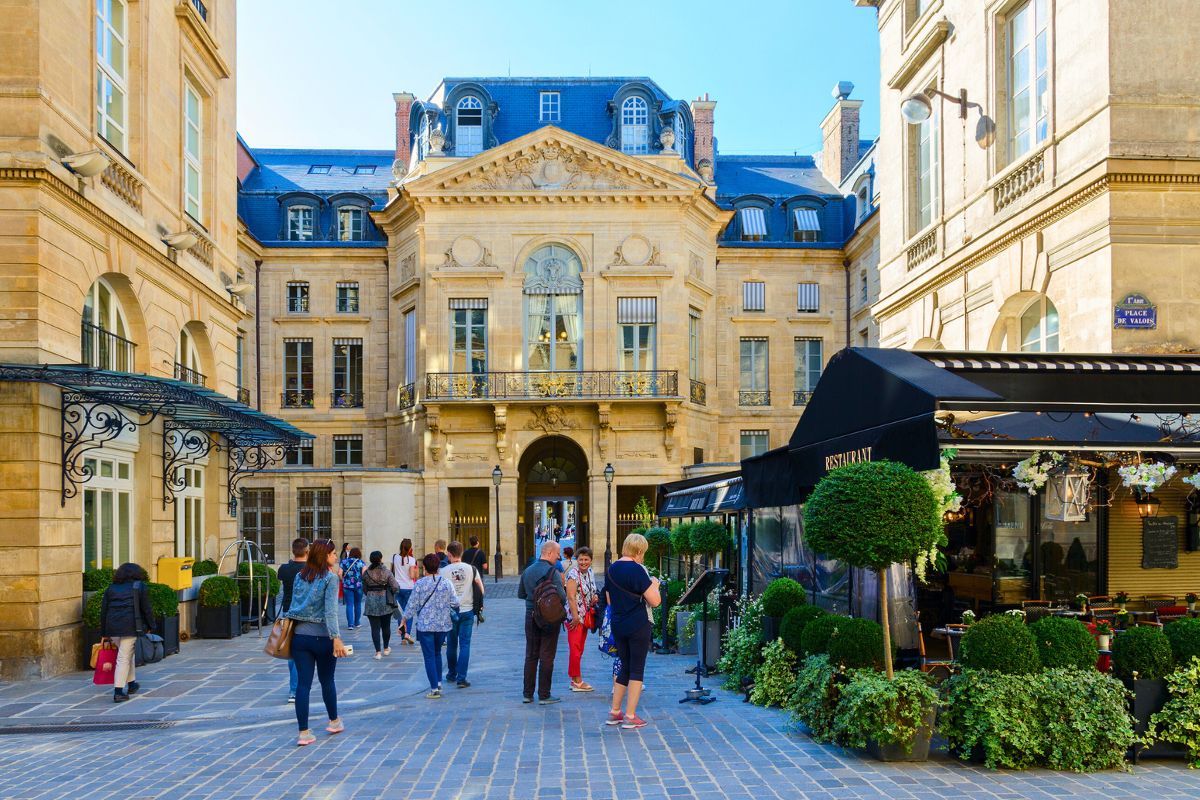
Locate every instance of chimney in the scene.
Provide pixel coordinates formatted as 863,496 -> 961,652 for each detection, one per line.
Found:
820,81 -> 862,185
691,94 -> 716,179
393,92 -> 416,165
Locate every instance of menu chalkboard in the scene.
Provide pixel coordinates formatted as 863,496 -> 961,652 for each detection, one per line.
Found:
1142,516 -> 1179,569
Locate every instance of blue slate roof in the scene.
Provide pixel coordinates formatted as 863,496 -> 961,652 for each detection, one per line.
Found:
714,155 -> 851,247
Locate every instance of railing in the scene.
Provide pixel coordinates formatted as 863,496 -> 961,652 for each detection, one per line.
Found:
396,382 -> 416,410
236,386 -> 251,405
173,362 -> 207,387
80,321 -> 136,372
793,390 -> 814,406
335,298 -> 359,314
190,0 -> 208,22
330,391 -> 364,409
425,370 -> 678,401
994,151 -> 1045,211
738,390 -> 771,406
689,379 -> 707,406
281,389 -> 314,408
100,160 -> 143,213
906,228 -> 937,270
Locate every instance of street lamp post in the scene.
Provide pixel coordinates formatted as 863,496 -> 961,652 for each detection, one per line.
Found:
604,462 -> 615,572
492,465 -> 503,582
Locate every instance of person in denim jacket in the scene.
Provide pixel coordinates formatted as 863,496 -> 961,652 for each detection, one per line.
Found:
286,539 -> 348,746
404,553 -> 459,698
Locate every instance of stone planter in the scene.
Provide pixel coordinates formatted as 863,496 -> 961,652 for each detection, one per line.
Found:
155,614 -> 180,656
195,604 -> 240,639
1127,678 -> 1187,763
866,704 -> 938,762
761,615 -> 782,644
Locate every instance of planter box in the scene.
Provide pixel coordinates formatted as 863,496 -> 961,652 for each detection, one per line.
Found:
240,593 -> 278,625
155,614 -> 180,656
195,604 -> 240,639
761,615 -> 781,644
1128,678 -> 1188,762
866,705 -> 937,762
180,574 -> 212,603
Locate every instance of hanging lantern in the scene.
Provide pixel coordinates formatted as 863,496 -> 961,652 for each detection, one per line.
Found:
1134,487 -> 1161,518
1044,468 -> 1091,522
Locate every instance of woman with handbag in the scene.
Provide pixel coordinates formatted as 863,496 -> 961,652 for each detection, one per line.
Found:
391,538 -> 418,645
286,539 -> 348,746
601,533 -> 661,730
404,553 -> 459,699
362,550 -> 400,659
340,547 -> 366,629
99,562 -> 153,703
564,546 -> 598,692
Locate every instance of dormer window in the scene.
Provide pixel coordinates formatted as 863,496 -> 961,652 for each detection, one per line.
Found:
456,96 -> 483,157
620,96 -> 649,154
792,208 -> 821,243
540,91 -> 560,123
337,207 -> 365,241
673,113 -> 689,161
352,165 -> 375,175
287,206 -> 314,241
738,207 -> 767,241
308,165 -> 331,174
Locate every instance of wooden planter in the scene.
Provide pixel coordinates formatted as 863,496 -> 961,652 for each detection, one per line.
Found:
155,614 -> 180,655
195,604 -> 240,639
1128,678 -> 1187,763
866,704 -> 938,762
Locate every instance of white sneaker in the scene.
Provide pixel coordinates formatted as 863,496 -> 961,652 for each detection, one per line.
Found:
374,652 -> 382,660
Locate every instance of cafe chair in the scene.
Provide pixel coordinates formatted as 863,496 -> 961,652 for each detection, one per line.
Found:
1143,595 -> 1177,611
914,613 -> 956,681
1157,606 -> 1188,624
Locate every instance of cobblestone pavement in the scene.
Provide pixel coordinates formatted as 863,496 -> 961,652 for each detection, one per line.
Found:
0,589 -> 1196,800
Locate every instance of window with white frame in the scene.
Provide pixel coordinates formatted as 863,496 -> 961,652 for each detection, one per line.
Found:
688,309 -> 702,381
449,300 -> 488,378
617,298 -> 656,372
540,91 -> 560,122
336,282 -> 359,313
285,439 -> 313,467
456,96 -> 484,157
297,488 -> 332,539
337,206 -> 365,241
740,430 -> 769,460
1007,0 -> 1050,161
183,79 -> 203,221
287,206 -> 314,241
403,309 -> 417,385
83,453 -> 133,571
353,165 -> 376,175
1019,296 -> 1060,352
333,435 -> 363,467
524,244 -> 583,371
620,96 -> 649,154
286,282 -> 309,313
308,165 -> 331,174
173,461 -> 205,559
96,0 -> 128,152
283,338 -> 313,408
674,113 -> 688,160
794,338 -> 822,404
912,93 -> 939,233
797,282 -> 820,313
738,207 -> 768,241
81,277 -> 133,371
742,281 -> 766,312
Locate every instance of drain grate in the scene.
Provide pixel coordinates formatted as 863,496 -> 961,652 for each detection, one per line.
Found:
0,719 -> 175,735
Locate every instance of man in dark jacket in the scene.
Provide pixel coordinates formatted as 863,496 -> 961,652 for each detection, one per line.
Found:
517,540 -> 566,705
276,538 -> 309,703
99,562 -> 152,703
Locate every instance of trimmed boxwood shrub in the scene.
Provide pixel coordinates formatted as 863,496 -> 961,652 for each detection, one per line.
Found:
827,617 -> 885,670
1164,618 -> 1200,666
780,605 -> 826,654
689,520 -> 731,555
236,562 -> 281,599
958,614 -> 1041,675
1028,615 -> 1097,670
198,575 -> 239,608
669,523 -> 694,556
644,526 -> 671,560
147,582 -> 179,618
761,577 -> 807,618
83,590 -> 104,629
82,568 -> 113,592
1112,624 -> 1174,681
192,559 -> 219,577
800,612 -> 844,657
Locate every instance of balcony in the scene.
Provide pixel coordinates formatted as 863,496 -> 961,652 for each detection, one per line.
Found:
689,379 -> 707,406
739,390 -> 771,407
331,391 -> 364,409
425,370 -> 678,401
236,386 -> 251,405
80,321 -> 136,372
173,362 -> 207,387
281,389 -> 314,408
793,390 -> 814,406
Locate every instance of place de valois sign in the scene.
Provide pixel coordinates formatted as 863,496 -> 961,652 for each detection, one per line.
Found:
1114,292 -> 1157,329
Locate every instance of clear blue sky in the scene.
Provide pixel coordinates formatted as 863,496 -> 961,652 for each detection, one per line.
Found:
236,0 -> 880,156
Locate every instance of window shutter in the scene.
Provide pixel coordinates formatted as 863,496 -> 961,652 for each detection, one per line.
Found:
617,297 -> 657,324
792,208 -> 821,232
797,283 -> 820,313
743,281 -> 766,312
738,207 -> 767,240
448,298 -> 488,310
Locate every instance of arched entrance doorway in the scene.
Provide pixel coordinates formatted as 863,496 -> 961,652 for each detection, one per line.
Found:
518,435 -> 589,567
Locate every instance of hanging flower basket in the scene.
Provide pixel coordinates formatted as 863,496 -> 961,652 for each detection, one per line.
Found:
1012,451 -> 1064,495
1117,459 -> 1177,494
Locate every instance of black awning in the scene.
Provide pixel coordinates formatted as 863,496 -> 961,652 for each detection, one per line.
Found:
741,447 -> 807,508
943,411 -> 1200,447
657,470 -> 744,517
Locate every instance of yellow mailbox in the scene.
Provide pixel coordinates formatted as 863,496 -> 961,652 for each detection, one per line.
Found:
157,557 -> 195,591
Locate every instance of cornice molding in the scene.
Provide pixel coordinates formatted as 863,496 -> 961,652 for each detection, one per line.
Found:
888,19 -> 950,89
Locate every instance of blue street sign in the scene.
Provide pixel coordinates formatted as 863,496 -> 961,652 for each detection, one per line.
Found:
1114,293 -> 1156,329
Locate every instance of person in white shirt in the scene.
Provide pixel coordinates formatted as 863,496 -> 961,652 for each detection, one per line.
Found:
391,538 -> 418,645
442,540 -> 485,687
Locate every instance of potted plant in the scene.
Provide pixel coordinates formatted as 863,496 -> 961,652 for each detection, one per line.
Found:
1164,618 -> 1200,665
1116,610 -> 1133,630
669,522 -> 694,578
961,609 -> 976,626
1187,592 -> 1198,613
832,669 -> 939,762
1112,625 -> 1179,761
1074,592 -> 1089,612
237,561 -> 281,622
1094,621 -> 1113,651
1115,591 -> 1130,611
717,595 -> 765,694
689,519 -> 731,567
147,582 -> 181,656
959,614 -> 1042,675
185,558 -> 219,601
1028,615 -> 1097,669
195,575 -> 241,639
749,639 -> 798,707
1150,657 -> 1200,767
760,577 -> 806,643
644,526 -> 671,570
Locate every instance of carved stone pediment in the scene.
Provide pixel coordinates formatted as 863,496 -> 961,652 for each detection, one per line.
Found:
467,146 -> 632,192
524,404 -> 579,432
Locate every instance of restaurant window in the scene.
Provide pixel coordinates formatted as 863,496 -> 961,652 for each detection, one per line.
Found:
793,338 -> 822,404
240,488 -> 275,563
83,454 -> 133,571
688,309 -> 702,381
96,0 -> 128,152
297,488 -> 332,539
1039,495 -> 1099,602
336,282 -> 359,313
740,430 -> 769,460
283,338 -> 313,408
796,282 -> 820,313
742,281 -> 766,312
739,337 -> 769,405
1006,0 -> 1050,162
524,244 -> 583,371
285,439 -> 313,467
286,282 -> 309,313
333,435 -> 363,467
1020,296 -> 1060,352
617,298 -> 656,372
331,338 -> 363,408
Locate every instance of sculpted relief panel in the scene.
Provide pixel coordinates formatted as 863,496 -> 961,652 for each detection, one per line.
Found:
462,146 -> 635,192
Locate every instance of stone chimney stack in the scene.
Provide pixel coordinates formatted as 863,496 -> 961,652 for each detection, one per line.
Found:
393,92 -> 416,165
820,81 -> 862,185
691,94 -> 716,180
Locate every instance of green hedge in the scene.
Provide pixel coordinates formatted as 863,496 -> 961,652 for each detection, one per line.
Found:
82,568 -> 113,592
147,582 -> 179,618
1112,625 -> 1174,681
236,561 -> 281,599
1164,618 -> 1200,666
799,613 -> 844,657
761,577 -> 807,618
1028,616 -> 1097,670
192,559 -> 219,577
827,617 -> 885,671
198,575 -> 239,608
83,591 -> 104,628
780,606 -> 826,654
958,614 -> 1041,675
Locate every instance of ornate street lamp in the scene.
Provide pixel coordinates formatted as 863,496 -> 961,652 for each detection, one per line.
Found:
604,463 -> 615,572
492,465 -> 503,581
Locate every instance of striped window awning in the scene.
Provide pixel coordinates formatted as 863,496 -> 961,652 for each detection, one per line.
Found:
336,281 -> 358,288
333,434 -> 362,441
739,207 -> 767,240
283,337 -> 312,343
332,338 -> 362,346
743,281 -> 766,312
617,297 -> 657,324
449,298 -> 488,310
797,282 -> 820,313
793,208 -> 821,232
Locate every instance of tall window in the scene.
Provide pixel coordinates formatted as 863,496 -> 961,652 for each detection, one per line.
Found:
96,0 -> 128,152
794,338 -> 823,405
540,91 -> 560,122
83,454 -> 133,570
332,338 -> 363,408
240,489 -> 275,563
337,207 -> 365,241
176,328 -> 204,385
742,281 -> 766,312
450,301 -> 488,375
336,282 -> 359,313
403,309 -> 417,385
859,272 -> 869,306
297,488 -> 332,539
287,206 -> 314,241
688,309 -> 702,381
617,298 -> 656,372
173,463 -> 204,559
1020,296 -> 1060,352
524,244 -> 583,371
333,435 -> 363,467
285,439 -> 313,467
620,96 -> 649,154
456,96 -> 483,157
81,278 -> 133,371
1008,0 -> 1049,160
739,337 -> 769,406
740,431 -> 769,460
286,282 -> 309,313
674,113 -> 688,160
913,100 -> 938,232
236,334 -> 245,392
183,80 -> 203,220
283,338 -> 313,407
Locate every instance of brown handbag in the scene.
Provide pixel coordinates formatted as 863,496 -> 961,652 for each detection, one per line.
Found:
263,616 -> 295,659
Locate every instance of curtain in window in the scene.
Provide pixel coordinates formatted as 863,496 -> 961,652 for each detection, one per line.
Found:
555,295 -> 581,369
526,295 -> 550,370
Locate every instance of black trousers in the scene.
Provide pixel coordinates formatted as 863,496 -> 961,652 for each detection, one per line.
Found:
366,613 -> 392,653
523,610 -> 560,699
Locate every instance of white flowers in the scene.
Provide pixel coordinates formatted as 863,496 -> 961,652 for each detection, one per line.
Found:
1117,460 -> 1177,493
1182,472 -> 1200,491
1013,451 -> 1064,495
918,449 -> 961,583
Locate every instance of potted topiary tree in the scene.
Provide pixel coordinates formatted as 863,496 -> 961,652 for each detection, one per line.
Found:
1164,618 -> 1200,666
958,614 -> 1042,674
644,526 -> 671,572
689,519 -> 731,567
1112,624 -> 1179,761
669,522 -> 694,577
760,577 -> 806,643
1028,615 -> 1098,670
147,582 -> 181,656
185,558 -> 219,601
826,617 -> 886,671
237,561 -> 281,623
195,575 -> 241,639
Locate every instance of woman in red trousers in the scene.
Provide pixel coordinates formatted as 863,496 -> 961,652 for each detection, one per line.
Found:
565,546 -> 598,691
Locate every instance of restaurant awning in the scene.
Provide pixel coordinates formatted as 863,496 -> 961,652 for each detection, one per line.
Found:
656,470 -> 745,517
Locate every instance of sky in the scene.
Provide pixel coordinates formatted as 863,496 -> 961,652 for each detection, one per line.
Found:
236,0 -> 880,157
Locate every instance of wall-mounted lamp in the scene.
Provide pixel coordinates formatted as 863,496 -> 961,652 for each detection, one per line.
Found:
163,231 -> 199,251
62,149 -> 112,177
1134,489 -> 1161,518
901,88 -> 996,150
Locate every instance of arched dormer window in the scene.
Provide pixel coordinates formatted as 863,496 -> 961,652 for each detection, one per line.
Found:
328,193 -> 373,242
730,196 -> 773,242
278,192 -> 322,242
455,96 -> 483,157
81,277 -> 133,371
673,112 -> 690,164
784,196 -> 826,243
620,96 -> 650,154
523,244 -> 584,371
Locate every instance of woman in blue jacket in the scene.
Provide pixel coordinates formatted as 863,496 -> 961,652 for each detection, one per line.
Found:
286,539 -> 349,746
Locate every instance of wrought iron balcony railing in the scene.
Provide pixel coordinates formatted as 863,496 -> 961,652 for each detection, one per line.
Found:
396,382 -> 415,410
689,379 -> 707,406
236,386 -> 251,405
281,389 -> 314,408
331,391 -> 364,409
80,321 -> 136,372
739,390 -> 771,407
793,390 -> 814,406
173,362 -> 207,387
425,370 -> 678,401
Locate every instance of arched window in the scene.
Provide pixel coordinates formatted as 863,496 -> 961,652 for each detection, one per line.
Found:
673,113 -> 689,162
81,277 -> 133,371
176,328 -> 205,385
411,113 -> 430,169
456,96 -> 483,157
1020,296 -> 1060,352
524,245 -> 584,371
620,96 -> 649,154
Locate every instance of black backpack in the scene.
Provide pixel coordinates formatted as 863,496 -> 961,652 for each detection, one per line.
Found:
532,570 -> 565,629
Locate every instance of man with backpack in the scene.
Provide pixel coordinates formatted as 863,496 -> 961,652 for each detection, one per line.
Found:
517,540 -> 567,705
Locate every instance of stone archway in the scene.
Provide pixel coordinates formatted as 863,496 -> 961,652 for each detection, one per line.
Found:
517,434 -> 589,567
